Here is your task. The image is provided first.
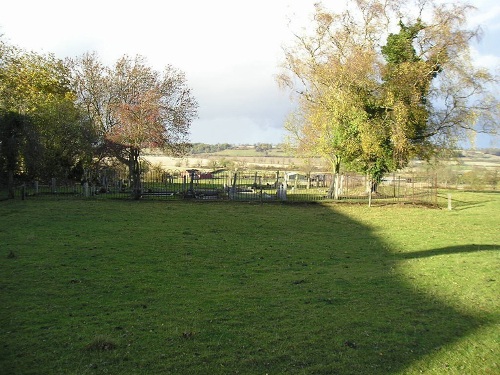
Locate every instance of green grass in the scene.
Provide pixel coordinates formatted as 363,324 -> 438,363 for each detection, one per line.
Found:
0,193 -> 498,374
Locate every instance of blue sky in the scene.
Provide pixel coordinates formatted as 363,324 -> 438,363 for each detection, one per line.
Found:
1,0 -> 499,147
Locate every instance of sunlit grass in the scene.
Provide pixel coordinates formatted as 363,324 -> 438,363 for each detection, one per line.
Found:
0,193 -> 498,374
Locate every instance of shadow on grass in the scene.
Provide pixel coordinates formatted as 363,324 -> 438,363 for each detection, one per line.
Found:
174,204 -> 493,374
438,191 -> 500,211
0,200 -> 495,374
144,203 -> 492,374
396,244 -> 499,259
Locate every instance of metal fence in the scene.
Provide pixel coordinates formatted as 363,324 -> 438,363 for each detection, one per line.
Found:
4,169 -> 438,205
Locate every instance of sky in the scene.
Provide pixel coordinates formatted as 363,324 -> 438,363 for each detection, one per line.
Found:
1,0 -> 499,147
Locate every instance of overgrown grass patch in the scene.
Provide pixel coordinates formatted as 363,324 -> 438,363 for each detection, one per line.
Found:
0,194 -> 498,374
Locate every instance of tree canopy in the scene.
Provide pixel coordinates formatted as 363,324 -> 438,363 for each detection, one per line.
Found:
0,38 -> 92,185
69,53 -> 198,197
279,0 -> 500,192
1,37 -> 198,198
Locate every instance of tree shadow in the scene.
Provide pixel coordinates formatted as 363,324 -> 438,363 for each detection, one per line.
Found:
441,192 -> 500,211
193,204 -> 495,374
396,244 -> 499,259
0,201 -> 496,374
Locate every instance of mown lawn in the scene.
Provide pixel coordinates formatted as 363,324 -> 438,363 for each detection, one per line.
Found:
0,192 -> 498,374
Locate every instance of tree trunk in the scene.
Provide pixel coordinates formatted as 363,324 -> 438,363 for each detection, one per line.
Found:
129,147 -> 141,200
366,174 -> 379,207
7,170 -> 14,199
368,184 -> 372,207
334,170 -> 342,199
327,157 -> 341,200
365,174 -> 378,194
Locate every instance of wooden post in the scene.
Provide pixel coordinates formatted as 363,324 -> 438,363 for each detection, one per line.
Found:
448,193 -> 452,210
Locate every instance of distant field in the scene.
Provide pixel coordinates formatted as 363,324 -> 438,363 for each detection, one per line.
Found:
144,148 -> 500,175
410,150 -> 500,170
0,192 -> 498,374
208,148 -> 296,158
191,148 -> 500,165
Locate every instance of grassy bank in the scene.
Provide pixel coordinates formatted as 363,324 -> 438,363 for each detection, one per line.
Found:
0,193 -> 498,374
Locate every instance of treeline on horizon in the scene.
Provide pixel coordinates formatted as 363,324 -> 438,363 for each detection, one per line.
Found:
187,143 -> 500,156
189,142 -> 279,154
460,148 -> 500,156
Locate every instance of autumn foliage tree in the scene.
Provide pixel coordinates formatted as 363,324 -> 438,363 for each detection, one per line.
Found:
0,38 -> 91,188
279,0 -> 499,199
70,54 -> 198,198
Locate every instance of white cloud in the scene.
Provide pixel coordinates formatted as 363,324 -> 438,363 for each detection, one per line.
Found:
189,116 -> 287,145
469,0 -> 500,28
1,0 -> 311,144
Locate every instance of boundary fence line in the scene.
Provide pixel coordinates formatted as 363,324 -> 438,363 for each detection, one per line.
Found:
3,169 -> 438,205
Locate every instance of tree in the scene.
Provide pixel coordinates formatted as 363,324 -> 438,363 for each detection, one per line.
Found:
70,54 -> 198,198
255,143 -> 273,153
0,111 -> 39,197
0,38 -> 91,182
279,0 -> 499,199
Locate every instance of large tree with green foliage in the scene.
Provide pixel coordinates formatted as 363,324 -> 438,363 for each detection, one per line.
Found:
0,38 -> 92,185
69,53 -> 198,198
279,0 -> 499,198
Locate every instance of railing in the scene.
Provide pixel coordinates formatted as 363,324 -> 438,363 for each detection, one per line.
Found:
3,170 -> 438,205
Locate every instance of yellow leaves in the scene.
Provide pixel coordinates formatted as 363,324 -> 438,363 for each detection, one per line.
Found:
358,119 -> 385,157
391,105 -> 410,159
64,91 -> 77,102
1,50 -> 73,117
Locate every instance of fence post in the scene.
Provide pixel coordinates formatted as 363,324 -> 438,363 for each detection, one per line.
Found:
189,170 -> 195,197
83,182 -> 89,197
434,175 -> 438,206
393,173 -> 396,198
412,176 -> 415,202
259,176 -> 263,203
34,180 -> 39,195
51,178 -> 56,193
230,172 -> 237,200
397,176 -> 400,201
448,193 -> 452,210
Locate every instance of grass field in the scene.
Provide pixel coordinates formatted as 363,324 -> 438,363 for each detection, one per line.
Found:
0,192 -> 498,374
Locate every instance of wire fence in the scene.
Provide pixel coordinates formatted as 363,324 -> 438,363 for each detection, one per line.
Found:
3,169 -> 438,205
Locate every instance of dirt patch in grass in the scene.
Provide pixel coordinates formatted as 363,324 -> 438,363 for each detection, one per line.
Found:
85,336 -> 117,351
